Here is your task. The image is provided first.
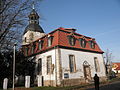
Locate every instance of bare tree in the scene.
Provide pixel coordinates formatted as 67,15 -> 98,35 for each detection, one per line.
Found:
104,49 -> 114,78
0,0 -> 42,51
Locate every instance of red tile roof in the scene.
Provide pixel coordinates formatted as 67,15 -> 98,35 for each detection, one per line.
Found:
112,63 -> 120,70
22,27 -> 104,56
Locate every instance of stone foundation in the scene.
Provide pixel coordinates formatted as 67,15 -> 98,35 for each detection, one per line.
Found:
61,78 -> 86,86
90,76 -> 107,83
99,76 -> 107,82
44,80 -> 56,86
41,76 -> 107,87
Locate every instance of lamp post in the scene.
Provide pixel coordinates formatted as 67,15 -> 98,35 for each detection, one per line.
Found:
13,43 -> 16,90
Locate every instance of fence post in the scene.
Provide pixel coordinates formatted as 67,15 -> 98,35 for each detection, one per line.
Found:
25,76 -> 30,88
3,78 -> 8,90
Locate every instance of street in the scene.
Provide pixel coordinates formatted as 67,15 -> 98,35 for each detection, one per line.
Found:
87,81 -> 120,90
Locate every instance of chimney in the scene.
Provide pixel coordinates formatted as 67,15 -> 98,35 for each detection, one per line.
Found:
65,28 -> 76,33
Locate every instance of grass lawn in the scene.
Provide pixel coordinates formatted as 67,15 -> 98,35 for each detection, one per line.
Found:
13,85 -> 87,90
2,84 -> 90,90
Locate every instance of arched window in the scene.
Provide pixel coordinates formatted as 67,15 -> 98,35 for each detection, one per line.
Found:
68,35 -> 76,46
79,38 -> 86,48
83,61 -> 90,66
31,16 -> 34,20
94,57 -> 100,72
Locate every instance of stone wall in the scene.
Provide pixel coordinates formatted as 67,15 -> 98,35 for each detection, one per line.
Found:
61,78 -> 86,86
44,80 -> 56,86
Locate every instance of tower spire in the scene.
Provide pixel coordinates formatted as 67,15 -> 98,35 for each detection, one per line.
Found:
28,1 -> 39,24
32,1 -> 35,9
22,0 -> 45,45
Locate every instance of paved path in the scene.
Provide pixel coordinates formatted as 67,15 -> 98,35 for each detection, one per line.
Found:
87,81 -> 120,90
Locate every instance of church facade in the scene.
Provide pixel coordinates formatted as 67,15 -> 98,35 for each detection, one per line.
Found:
22,8 -> 106,86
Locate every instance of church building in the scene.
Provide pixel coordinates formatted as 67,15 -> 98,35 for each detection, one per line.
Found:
22,8 -> 106,86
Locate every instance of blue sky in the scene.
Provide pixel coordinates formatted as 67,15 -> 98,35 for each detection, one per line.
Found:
33,0 -> 120,62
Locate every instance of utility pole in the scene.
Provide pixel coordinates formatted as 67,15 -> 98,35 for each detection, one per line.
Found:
13,43 -> 16,90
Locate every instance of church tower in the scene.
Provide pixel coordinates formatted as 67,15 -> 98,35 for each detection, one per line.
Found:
22,7 -> 45,45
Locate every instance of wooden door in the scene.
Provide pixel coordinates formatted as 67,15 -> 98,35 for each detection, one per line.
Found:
84,66 -> 91,81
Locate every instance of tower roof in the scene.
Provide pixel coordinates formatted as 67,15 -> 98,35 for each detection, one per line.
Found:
23,23 -> 44,34
23,8 -> 44,35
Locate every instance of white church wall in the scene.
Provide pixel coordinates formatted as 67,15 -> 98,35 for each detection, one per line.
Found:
36,49 -> 56,81
60,48 -> 106,79
22,31 -> 45,45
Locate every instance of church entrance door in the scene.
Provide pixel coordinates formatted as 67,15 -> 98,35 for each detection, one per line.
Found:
83,61 -> 91,81
84,66 -> 91,81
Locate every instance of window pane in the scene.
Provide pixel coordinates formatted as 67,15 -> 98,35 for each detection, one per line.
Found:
39,40 -> 43,50
68,36 -> 75,46
38,58 -> 42,75
94,57 -> 100,72
48,37 -> 53,47
69,55 -> 75,72
47,56 -> 52,74
80,39 -> 86,48
90,41 -> 95,49
31,43 -> 36,54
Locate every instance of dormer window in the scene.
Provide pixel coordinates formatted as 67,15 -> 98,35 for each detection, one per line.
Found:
79,38 -> 86,48
94,57 -> 100,72
89,40 -> 95,49
38,40 -> 44,50
68,35 -> 76,46
47,35 -> 53,47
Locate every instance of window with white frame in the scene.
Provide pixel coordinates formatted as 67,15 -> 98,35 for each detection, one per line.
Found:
47,56 -> 52,74
94,57 -> 100,72
69,55 -> 76,73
